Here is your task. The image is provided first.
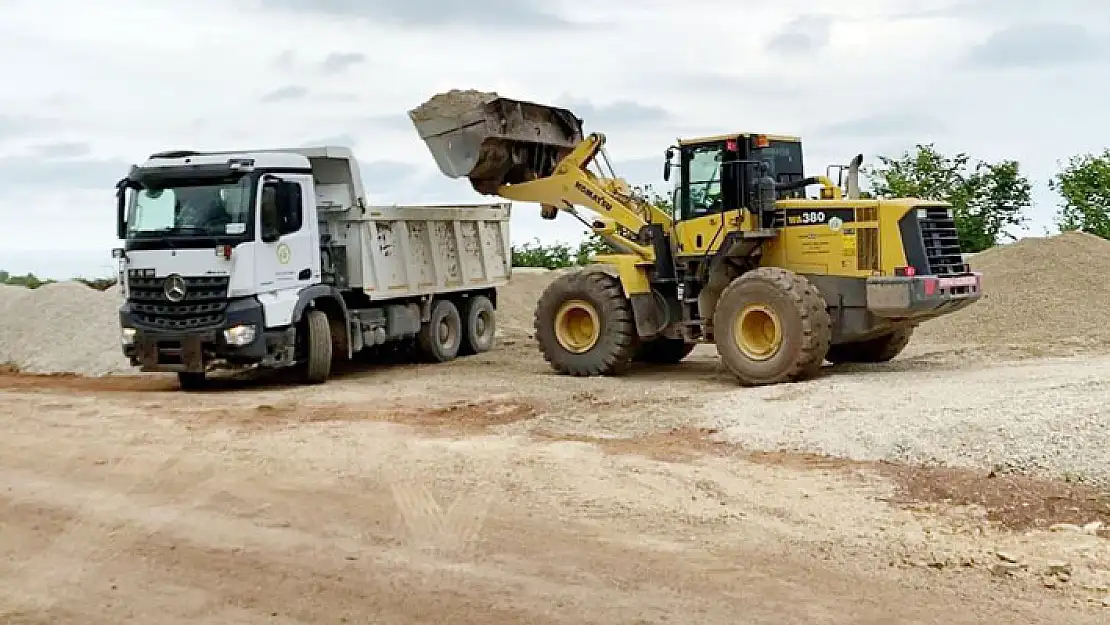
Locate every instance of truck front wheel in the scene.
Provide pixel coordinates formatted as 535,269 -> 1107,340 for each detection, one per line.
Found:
301,309 -> 333,384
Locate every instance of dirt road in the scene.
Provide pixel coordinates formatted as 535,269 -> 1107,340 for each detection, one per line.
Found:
1,342 -> 1108,624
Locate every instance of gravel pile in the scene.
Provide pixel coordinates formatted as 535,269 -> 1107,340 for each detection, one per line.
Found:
0,282 -> 134,376
497,268 -> 563,340
916,231 -> 1110,352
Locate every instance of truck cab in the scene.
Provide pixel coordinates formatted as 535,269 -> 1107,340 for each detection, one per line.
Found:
114,146 -> 511,389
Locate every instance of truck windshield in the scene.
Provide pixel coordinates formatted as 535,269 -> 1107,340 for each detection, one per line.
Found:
126,178 -> 253,238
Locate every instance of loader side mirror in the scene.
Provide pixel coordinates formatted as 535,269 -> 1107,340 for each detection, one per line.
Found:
663,147 -> 674,182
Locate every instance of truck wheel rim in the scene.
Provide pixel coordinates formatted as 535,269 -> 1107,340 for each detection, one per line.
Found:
438,317 -> 456,348
733,304 -> 782,361
554,299 -> 600,354
475,309 -> 491,338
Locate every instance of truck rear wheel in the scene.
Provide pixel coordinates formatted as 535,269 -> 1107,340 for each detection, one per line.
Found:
534,270 -> 635,376
826,327 -> 914,364
633,337 -> 696,364
713,267 -> 831,386
460,294 -> 496,355
301,309 -> 333,384
418,299 -> 462,362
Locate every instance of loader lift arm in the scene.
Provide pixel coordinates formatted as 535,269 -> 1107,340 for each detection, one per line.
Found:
494,132 -> 672,262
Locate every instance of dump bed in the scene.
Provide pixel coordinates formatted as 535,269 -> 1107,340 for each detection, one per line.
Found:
324,203 -> 512,299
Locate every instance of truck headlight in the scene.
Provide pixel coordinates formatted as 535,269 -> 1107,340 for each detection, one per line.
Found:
222,324 -> 257,346
120,327 -> 136,346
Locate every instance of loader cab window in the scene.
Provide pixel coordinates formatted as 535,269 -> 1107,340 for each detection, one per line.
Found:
680,143 -> 725,220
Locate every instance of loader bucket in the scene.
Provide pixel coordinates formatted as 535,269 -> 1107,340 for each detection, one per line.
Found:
409,90 -> 585,195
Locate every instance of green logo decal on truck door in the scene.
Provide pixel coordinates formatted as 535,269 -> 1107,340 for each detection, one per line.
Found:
276,243 -> 291,264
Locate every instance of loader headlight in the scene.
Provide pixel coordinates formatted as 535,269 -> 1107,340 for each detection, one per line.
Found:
916,208 -> 929,220
222,324 -> 257,346
120,327 -> 136,346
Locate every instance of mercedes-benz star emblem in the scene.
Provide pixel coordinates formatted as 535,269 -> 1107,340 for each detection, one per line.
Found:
163,275 -> 186,302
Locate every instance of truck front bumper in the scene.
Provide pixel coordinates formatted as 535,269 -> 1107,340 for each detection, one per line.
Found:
119,297 -> 295,373
866,272 -> 982,320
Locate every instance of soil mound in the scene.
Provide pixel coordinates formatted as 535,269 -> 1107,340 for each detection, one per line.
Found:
916,231 -> 1110,351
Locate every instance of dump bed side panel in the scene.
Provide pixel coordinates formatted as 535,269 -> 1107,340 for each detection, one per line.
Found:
337,204 -> 511,298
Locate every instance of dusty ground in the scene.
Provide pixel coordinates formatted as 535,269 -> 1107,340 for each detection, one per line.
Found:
1,338 -> 1109,624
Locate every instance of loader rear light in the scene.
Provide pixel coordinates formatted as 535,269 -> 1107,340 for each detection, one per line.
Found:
894,266 -> 916,277
753,134 -> 770,148
726,139 -> 738,151
923,277 -> 938,296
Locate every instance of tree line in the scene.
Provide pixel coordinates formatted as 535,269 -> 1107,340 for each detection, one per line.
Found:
511,145 -> 1110,268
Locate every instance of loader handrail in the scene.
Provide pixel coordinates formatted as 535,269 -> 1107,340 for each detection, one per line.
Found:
492,133 -> 672,261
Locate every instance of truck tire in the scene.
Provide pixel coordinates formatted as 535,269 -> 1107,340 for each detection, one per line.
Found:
633,337 -> 696,364
418,299 -> 462,363
534,269 -> 636,376
826,327 -> 914,364
301,309 -> 333,384
460,294 -> 496,355
713,267 -> 831,386
177,371 -> 207,391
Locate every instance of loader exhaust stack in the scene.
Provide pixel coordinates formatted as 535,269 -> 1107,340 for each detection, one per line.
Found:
408,90 -> 585,195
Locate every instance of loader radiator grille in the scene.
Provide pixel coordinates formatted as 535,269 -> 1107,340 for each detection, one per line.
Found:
126,274 -> 230,331
898,206 -> 970,276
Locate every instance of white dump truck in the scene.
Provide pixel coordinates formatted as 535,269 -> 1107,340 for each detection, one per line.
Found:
112,146 -> 512,389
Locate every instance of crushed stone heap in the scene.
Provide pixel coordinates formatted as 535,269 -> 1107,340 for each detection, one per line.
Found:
916,230 -> 1110,349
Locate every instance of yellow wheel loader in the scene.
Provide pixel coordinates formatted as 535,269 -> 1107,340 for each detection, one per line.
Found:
408,90 -> 983,386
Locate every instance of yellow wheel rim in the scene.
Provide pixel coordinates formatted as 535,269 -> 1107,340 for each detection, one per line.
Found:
732,304 -> 782,361
554,299 -> 600,354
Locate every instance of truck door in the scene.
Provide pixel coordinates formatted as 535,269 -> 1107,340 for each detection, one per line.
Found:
255,174 -> 320,327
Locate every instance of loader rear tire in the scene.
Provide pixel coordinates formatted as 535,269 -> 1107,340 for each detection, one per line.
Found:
713,267 -> 831,386
534,270 -> 636,376
301,309 -> 333,384
825,327 -> 914,364
418,299 -> 463,363
633,337 -> 696,365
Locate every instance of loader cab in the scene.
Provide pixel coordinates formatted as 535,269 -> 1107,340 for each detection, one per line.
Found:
665,133 -> 806,222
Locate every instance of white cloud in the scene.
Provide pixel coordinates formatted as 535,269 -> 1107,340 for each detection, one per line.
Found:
0,0 -> 1108,276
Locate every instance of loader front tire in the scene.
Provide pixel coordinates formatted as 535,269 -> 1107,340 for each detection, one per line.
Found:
534,270 -> 636,376
713,267 -> 831,386
300,309 -> 333,384
825,327 -> 913,364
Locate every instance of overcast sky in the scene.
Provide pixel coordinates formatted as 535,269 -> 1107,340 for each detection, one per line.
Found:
1,0 -> 1108,278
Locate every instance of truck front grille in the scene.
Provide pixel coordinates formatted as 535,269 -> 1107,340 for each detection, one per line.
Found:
126,275 -> 230,331
898,206 -> 970,276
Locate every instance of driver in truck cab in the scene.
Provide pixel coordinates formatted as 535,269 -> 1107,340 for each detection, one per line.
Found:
175,187 -> 231,233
